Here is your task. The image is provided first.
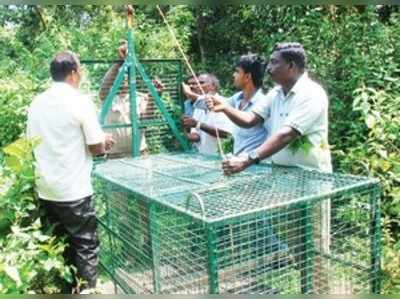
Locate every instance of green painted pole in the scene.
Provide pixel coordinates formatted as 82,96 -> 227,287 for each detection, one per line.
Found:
177,61 -> 184,112
149,202 -> 161,293
301,201 -> 314,294
127,27 -> 140,157
205,224 -> 219,294
370,186 -> 382,294
99,61 -> 129,125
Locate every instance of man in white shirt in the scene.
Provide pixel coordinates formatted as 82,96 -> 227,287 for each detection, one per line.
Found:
27,51 -> 114,293
181,73 -> 233,155
207,44 -> 332,279
207,42 -> 332,174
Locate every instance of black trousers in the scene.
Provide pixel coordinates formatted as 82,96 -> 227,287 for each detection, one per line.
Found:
40,196 -> 99,290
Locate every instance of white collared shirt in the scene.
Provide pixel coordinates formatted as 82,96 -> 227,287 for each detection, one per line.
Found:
191,94 -> 233,155
252,73 -> 332,172
27,82 -> 105,201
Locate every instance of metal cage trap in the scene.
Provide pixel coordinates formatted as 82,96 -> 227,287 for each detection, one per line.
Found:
93,153 -> 381,294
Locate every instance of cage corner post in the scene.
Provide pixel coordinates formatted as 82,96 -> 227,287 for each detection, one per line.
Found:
205,223 -> 219,294
149,201 -> 162,293
300,201 -> 315,294
370,185 -> 382,294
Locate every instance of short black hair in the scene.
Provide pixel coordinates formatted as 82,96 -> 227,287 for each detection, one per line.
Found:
50,51 -> 80,82
235,53 -> 266,88
272,42 -> 307,70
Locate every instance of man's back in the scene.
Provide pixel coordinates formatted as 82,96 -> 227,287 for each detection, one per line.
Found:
27,82 -> 103,201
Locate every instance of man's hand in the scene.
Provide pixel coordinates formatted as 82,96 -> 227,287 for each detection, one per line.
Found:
222,153 -> 252,175
153,78 -> 165,93
182,82 -> 192,97
206,94 -> 226,112
105,134 -> 115,151
181,115 -> 198,129
186,132 -> 200,143
118,41 -> 128,59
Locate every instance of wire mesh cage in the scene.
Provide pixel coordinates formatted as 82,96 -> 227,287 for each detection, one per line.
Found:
93,153 -> 381,294
81,59 -> 185,156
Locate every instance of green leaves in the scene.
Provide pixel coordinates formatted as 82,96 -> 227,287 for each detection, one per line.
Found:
0,137 -> 73,293
288,135 -> 313,155
4,265 -> 21,287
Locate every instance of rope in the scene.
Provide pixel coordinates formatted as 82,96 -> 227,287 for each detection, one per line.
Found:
156,5 -> 225,159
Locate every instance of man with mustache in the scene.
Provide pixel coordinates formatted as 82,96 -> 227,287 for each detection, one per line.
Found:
208,42 -> 332,174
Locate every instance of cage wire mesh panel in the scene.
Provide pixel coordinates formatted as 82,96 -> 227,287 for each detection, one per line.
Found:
81,59 -> 184,157
93,153 -> 381,294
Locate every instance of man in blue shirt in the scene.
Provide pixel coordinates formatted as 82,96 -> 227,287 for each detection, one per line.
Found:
225,54 -> 269,154
185,54 -> 269,155
183,74 -> 200,117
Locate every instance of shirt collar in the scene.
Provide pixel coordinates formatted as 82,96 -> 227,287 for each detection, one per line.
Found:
237,88 -> 263,105
276,72 -> 309,99
51,81 -> 76,91
290,72 -> 309,95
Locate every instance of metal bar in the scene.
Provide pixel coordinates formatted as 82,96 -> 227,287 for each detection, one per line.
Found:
300,201 -> 314,294
208,182 -> 379,225
316,252 -> 369,272
102,123 -> 132,129
149,202 -> 162,293
105,193 -> 116,286
205,223 -> 219,293
177,60 -> 184,112
81,59 -> 182,64
134,57 -> 189,151
102,120 -> 168,130
127,28 -> 140,157
370,186 -> 382,294
93,173 -> 209,223
81,59 -> 124,64
99,61 -> 129,125
118,159 -> 208,187
155,154 -> 220,171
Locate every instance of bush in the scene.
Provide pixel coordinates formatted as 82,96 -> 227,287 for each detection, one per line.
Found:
0,138 -> 73,293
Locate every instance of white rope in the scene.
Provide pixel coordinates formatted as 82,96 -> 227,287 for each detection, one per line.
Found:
156,5 -> 225,159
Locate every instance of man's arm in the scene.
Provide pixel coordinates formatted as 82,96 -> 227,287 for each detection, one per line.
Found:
198,122 -> 229,139
182,82 -> 201,102
222,126 -> 300,175
88,143 -> 105,156
207,95 -> 262,128
88,134 -> 114,156
182,116 -> 229,139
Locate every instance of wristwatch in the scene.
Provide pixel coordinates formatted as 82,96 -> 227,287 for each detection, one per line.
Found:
248,150 -> 260,164
196,121 -> 202,130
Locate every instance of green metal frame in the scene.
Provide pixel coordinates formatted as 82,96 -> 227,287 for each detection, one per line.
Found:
96,19 -> 189,157
370,186 -> 382,294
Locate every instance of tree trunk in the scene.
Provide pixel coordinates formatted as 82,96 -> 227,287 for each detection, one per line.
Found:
195,6 -> 206,66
